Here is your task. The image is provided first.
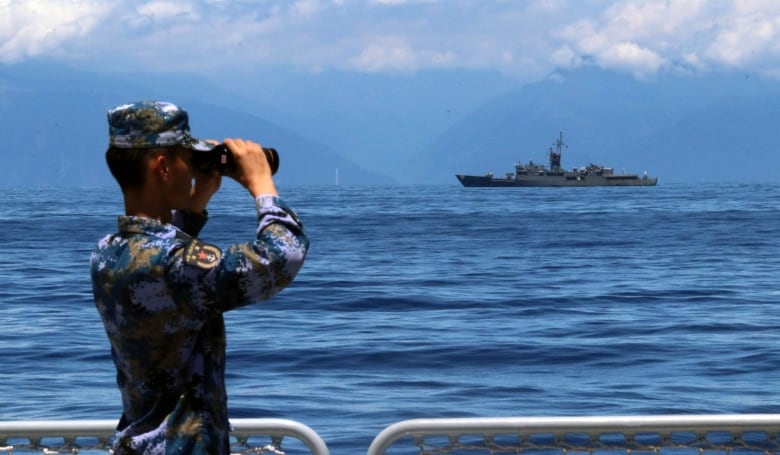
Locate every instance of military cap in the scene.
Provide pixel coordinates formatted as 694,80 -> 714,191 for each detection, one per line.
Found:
107,101 -> 212,151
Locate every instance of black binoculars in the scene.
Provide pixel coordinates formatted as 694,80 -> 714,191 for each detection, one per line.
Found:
191,144 -> 279,176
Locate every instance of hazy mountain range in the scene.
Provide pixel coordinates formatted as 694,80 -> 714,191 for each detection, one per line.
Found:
2,61 -> 779,187
416,68 -> 780,184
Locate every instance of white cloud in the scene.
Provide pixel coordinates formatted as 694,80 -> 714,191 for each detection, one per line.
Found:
137,1 -> 199,20
371,0 -> 440,4
602,0 -> 709,39
292,0 -> 323,19
350,39 -> 417,72
4,0 -> 780,81
705,10 -> 780,67
601,42 -> 665,78
556,1 -> 704,74
0,0 -> 111,63
553,0 -> 780,77
551,45 -> 577,68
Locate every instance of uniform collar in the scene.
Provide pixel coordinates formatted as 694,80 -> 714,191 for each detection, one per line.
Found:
118,216 -> 180,239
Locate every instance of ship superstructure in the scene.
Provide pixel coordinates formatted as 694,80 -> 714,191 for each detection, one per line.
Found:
456,132 -> 657,187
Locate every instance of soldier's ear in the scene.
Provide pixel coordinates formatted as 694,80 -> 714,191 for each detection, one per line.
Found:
151,153 -> 170,180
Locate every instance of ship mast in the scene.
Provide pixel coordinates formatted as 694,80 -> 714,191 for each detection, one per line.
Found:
549,131 -> 566,172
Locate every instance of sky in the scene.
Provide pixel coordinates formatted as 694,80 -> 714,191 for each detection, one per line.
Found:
3,0 -> 780,85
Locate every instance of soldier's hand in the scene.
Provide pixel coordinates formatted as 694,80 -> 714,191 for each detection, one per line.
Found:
189,169 -> 221,213
223,138 -> 278,197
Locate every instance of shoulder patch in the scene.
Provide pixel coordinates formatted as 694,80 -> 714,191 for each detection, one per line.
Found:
183,240 -> 222,269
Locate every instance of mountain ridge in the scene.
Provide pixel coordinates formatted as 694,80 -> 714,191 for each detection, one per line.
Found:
0,61 -> 394,187
411,68 -> 780,184
2,61 -> 780,187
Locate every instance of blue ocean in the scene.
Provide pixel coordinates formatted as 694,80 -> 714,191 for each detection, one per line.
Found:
1,183 -> 780,454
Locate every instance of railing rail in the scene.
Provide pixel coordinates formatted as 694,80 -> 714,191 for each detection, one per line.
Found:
0,418 -> 329,455
367,414 -> 780,455
5,414 -> 780,455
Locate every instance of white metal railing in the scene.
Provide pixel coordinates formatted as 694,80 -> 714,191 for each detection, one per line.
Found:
5,415 -> 780,455
367,414 -> 780,455
0,418 -> 329,455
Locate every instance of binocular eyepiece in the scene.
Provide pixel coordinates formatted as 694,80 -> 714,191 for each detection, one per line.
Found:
191,144 -> 279,176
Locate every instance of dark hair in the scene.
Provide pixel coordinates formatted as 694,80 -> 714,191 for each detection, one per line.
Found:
105,146 -> 182,191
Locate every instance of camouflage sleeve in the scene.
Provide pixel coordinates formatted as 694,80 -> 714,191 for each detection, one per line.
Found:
180,195 -> 309,313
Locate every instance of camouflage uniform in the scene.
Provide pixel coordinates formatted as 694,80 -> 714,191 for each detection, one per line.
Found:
91,101 -> 309,455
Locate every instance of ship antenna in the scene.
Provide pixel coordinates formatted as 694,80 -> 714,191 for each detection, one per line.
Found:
549,131 -> 567,171
555,131 -> 567,154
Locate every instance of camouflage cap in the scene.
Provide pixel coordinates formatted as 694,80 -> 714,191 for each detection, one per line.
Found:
107,101 -> 213,151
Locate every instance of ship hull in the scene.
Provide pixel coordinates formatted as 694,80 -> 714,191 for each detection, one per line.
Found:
456,174 -> 658,187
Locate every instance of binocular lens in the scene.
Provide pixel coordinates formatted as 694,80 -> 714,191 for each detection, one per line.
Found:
263,147 -> 279,175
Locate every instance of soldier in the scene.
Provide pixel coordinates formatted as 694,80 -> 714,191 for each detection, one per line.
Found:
90,101 -> 309,455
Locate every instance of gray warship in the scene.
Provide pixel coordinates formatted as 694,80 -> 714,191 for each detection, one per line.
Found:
456,132 -> 658,187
